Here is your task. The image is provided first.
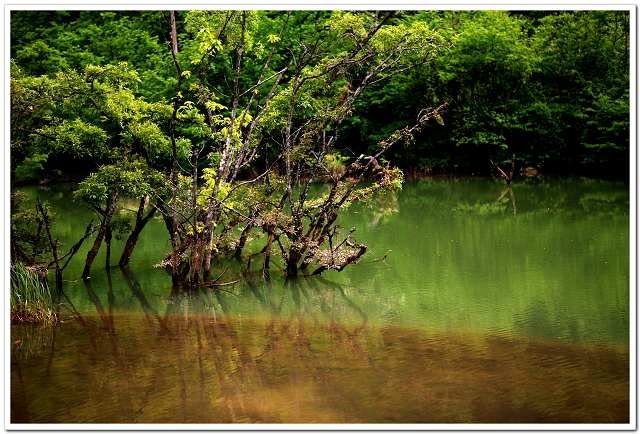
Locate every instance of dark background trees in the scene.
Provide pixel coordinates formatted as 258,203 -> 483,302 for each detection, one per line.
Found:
337,11 -> 630,178
11,10 -> 630,182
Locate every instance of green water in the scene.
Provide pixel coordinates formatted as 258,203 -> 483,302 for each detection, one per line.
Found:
11,178 -> 630,423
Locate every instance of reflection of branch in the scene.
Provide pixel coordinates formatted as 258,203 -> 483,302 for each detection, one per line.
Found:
203,279 -> 239,288
121,266 -> 169,333
83,278 -> 112,331
242,271 -> 269,309
364,249 -> 392,264
508,187 -> 517,216
200,321 -> 242,421
60,292 -> 95,339
296,278 -> 320,324
496,186 -> 517,216
45,294 -> 63,375
313,276 -> 368,330
106,267 -> 115,327
496,187 -> 510,203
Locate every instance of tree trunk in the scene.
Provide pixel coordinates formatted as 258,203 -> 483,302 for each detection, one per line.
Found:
105,224 -> 112,268
198,203 -> 220,282
37,199 -> 63,291
82,194 -> 118,279
82,225 -> 107,280
262,227 -> 274,278
119,197 -> 156,267
54,269 -> 63,292
169,11 -> 179,55
285,250 -> 300,277
234,221 -> 254,258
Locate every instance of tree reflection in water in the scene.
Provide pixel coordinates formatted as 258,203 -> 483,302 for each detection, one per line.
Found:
71,268 -> 370,422
11,266 -> 629,424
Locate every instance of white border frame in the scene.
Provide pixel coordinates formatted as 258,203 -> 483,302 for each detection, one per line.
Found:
2,1 -> 637,431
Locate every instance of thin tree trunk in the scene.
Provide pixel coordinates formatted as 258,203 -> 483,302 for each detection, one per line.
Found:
37,199 -> 63,291
82,194 -> 118,280
234,221 -> 254,258
262,227 -> 274,279
119,197 -> 156,267
82,226 -> 106,280
105,224 -> 112,268
169,11 -> 179,54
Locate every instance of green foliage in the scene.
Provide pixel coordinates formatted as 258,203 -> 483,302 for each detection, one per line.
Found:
11,11 -> 173,100
12,10 -> 629,180
74,161 -> 168,204
127,120 -> 172,163
39,119 -> 109,159
339,10 -> 629,176
12,61 -> 175,178
323,152 -> 349,177
184,11 -> 259,60
14,153 -> 48,182
349,167 -> 405,205
198,168 -> 232,208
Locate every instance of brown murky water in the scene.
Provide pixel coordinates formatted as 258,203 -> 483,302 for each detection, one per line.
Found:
12,312 -> 628,423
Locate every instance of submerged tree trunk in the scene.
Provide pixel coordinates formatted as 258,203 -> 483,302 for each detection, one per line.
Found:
262,226 -> 275,279
36,199 -> 63,291
119,196 -> 156,267
285,250 -> 300,277
82,226 -> 106,280
105,224 -> 112,268
234,221 -> 254,258
82,194 -> 118,280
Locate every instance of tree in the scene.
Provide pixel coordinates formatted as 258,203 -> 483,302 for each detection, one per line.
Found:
150,11 -> 447,283
12,62 -> 178,278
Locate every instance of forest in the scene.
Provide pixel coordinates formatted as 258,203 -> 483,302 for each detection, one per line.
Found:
11,10 -> 630,182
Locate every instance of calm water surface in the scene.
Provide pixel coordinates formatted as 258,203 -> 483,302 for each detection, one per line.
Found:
11,178 -> 630,423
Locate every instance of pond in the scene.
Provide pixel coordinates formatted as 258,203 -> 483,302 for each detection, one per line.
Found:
11,178 -> 630,423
